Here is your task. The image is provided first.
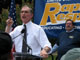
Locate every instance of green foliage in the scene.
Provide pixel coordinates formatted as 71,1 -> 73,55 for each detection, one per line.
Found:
43,55 -> 57,60
0,0 -> 34,31
0,9 -> 9,31
16,5 -> 22,25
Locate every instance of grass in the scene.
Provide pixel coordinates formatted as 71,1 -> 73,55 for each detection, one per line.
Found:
43,54 -> 57,60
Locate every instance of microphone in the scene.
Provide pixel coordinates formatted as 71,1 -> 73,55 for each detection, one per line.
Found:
13,29 -> 25,39
21,28 -> 25,33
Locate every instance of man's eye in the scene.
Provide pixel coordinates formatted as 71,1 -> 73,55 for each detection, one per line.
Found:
21,11 -> 29,13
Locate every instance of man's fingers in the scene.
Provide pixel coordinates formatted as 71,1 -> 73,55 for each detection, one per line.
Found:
6,18 -> 13,26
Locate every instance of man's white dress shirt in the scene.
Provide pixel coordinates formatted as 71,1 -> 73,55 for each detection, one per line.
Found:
10,21 -> 52,56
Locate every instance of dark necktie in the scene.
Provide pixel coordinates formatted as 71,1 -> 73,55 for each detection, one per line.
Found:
22,24 -> 27,52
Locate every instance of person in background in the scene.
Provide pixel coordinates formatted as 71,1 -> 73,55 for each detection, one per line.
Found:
51,19 -> 80,60
0,31 -> 12,60
61,48 -> 80,60
5,5 -> 52,60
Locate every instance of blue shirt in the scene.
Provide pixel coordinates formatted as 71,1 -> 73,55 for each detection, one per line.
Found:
57,30 -> 80,60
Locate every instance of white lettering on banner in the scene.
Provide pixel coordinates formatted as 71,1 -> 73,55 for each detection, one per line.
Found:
42,26 -> 80,30
47,0 -> 70,2
75,26 -> 80,29
42,26 -> 63,30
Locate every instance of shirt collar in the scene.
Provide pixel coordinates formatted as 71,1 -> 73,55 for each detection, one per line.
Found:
23,21 -> 32,27
66,28 -> 74,33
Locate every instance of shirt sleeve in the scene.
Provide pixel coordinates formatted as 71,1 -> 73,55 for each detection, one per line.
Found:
9,26 -> 22,42
38,27 -> 52,49
51,44 -> 59,53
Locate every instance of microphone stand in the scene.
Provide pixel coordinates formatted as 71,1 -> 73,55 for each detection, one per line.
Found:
23,36 -> 32,55
13,33 -> 23,39
22,27 -> 32,55
12,29 -> 25,40
12,28 -> 32,54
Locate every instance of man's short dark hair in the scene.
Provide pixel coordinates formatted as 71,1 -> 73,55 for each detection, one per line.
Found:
21,5 -> 33,13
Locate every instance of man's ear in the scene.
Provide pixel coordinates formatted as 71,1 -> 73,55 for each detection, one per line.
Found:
32,13 -> 33,17
31,13 -> 33,18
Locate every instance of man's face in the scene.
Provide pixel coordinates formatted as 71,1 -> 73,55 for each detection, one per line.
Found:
20,6 -> 33,24
65,21 -> 74,31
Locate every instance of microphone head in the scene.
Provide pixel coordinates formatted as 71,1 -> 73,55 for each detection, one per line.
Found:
21,29 -> 25,33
